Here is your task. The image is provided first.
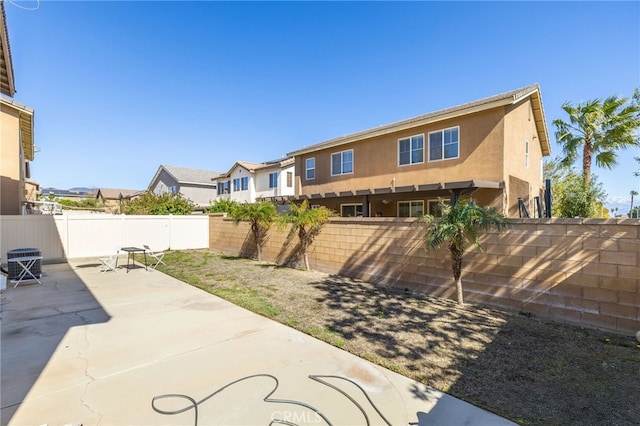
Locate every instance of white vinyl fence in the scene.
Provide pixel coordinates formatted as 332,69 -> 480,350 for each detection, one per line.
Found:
0,214 -> 209,262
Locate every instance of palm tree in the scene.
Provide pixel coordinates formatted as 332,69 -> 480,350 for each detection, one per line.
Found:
277,200 -> 333,271
419,200 -> 507,305
553,94 -> 640,189
231,201 -> 276,261
630,190 -> 638,218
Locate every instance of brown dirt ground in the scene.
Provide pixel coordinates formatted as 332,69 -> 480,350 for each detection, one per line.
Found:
159,249 -> 640,426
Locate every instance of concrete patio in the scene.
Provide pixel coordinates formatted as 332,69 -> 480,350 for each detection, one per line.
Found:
1,259 -> 514,425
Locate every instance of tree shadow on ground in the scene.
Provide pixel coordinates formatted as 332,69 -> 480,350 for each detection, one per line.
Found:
307,275 -> 640,425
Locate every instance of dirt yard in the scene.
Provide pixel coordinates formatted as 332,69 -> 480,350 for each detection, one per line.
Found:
159,249 -> 640,426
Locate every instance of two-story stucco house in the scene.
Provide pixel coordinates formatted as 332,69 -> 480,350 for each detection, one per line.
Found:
287,84 -> 551,218
215,158 -> 295,204
1,2 -> 36,215
148,165 -> 222,208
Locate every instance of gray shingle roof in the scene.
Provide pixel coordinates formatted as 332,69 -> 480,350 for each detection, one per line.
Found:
161,165 -> 223,185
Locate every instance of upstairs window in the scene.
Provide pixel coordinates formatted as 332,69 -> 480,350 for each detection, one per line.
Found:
331,149 -> 353,176
398,134 -> 424,166
306,158 -> 315,180
286,171 -> 293,187
217,181 -> 230,195
269,172 -> 278,189
429,127 -> 459,162
525,140 -> 530,168
233,177 -> 248,192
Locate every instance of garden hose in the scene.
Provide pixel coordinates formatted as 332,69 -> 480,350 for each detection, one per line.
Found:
151,373 -> 393,426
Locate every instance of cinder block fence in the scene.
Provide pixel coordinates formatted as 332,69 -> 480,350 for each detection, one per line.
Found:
210,214 -> 640,335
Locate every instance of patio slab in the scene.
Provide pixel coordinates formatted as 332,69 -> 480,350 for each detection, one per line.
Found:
1,259 -> 515,425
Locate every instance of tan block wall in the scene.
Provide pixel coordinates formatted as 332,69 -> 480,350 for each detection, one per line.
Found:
210,215 -> 640,335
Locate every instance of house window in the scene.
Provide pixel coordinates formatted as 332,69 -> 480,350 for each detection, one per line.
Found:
287,171 -> 293,187
398,134 -> 424,166
341,203 -> 363,217
168,186 -> 177,194
233,177 -> 248,192
525,140 -> 529,168
331,149 -> 353,176
398,201 -> 424,218
428,200 -> 448,217
306,158 -> 315,180
429,126 -> 459,161
217,181 -> 230,195
269,172 -> 278,189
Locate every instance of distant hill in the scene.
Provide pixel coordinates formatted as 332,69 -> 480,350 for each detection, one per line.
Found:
41,187 -> 98,197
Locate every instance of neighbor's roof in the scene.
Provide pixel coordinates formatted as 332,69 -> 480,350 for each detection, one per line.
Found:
216,157 -> 295,179
96,188 -> 143,200
0,1 -> 15,97
1,95 -> 34,160
150,165 -> 223,189
288,84 -> 551,157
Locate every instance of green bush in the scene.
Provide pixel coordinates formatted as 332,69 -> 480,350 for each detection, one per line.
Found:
121,192 -> 195,215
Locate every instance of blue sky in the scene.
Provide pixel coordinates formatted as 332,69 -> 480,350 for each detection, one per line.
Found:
5,1 -> 640,210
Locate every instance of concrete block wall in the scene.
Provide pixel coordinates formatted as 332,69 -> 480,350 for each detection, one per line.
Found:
209,214 -> 640,335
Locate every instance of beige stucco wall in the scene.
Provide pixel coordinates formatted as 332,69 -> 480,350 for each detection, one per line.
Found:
294,102 -> 548,217
210,215 -> 640,335
503,99 -> 546,214
1,103 -> 23,215
296,107 -> 507,196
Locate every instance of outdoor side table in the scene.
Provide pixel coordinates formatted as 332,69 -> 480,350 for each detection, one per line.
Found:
8,256 -> 44,287
118,247 -> 148,273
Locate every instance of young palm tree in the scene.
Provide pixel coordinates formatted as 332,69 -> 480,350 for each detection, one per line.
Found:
277,200 -> 333,271
231,201 -> 277,261
419,200 -> 507,305
630,190 -> 639,218
553,95 -> 640,189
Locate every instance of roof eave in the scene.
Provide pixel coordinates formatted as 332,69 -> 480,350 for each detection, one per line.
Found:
0,1 -> 16,97
529,90 -> 551,156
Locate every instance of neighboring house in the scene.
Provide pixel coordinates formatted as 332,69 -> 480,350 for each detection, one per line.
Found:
214,158 -> 295,204
148,165 -> 222,208
287,84 -> 551,218
96,188 -> 144,213
0,2 -> 36,215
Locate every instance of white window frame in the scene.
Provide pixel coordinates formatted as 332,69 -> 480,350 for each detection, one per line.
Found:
340,203 -> 363,217
398,134 -> 425,166
286,171 -> 293,188
397,200 -> 424,218
331,149 -> 354,176
233,177 -> 249,192
217,181 -> 229,195
306,158 -> 315,181
269,172 -> 278,189
525,139 -> 529,168
428,126 -> 460,162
